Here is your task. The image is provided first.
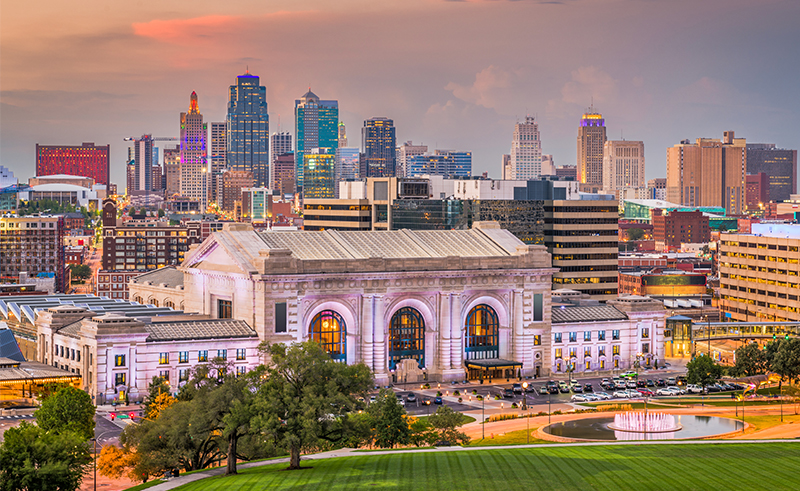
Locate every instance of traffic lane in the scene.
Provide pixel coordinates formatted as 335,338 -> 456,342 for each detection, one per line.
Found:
94,412 -> 124,446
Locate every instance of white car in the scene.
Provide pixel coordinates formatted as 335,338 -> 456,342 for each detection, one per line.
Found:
396,395 -> 406,406
571,394 -> 587,402
613,390 -> 629,398
687,384 -> 703,394
595,392 -> 612,400
656,387 -> 675,396
584,393 -> 600,402
626,389 -> 641,398
615,380 -> 627,389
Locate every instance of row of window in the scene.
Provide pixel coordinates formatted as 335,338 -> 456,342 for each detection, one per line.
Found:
114,366 -> 247,387
722,241 -> 797,252
114,349 -> 247,368
54,345 -> 80,362
555,345 -> 623,359
554,330 -> 623,343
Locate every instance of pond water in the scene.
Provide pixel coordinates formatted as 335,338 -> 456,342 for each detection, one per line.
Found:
544,415 -> 744,441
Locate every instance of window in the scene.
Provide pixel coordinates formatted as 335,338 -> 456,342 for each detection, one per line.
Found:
584,347 -> 591,357
641,328 -> 650,339
599,346 -> 606,357
612,345 -> 620,355
71,349 -> 75,360
236,366 -> 247,376
198,350 -> 208,362
77,351 -> 81,362
600,360 -> 606,369
114,373 -> 126,386
179,369 -> 189,381
217,349 -> 227,361
555,348 -> 563,359
569,347 -> 577,358
585,361 -> 591,370
598,331 -> 606,341
584,331 -> 592,342
159,353 -> 169,364
179,351 -> 189,363
115,355 -> 126,367
614,359 -> 619,368
388,307 -> 425,369
309,310 -> 347,362
554,333 -> 562,344
275,302 -> 287,333
236,348 -> 246,361
464,305 -> 499,361
612,330 -> 620,340
159,370 -> 170,382
533,335 -> 541,346
533,293 -> 543,322
569,332 -> 577,343
218,299 -> 232,319
642,344 -> 650,354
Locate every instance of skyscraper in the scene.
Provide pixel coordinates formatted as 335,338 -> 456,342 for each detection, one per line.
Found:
133,136 -> 153,192
397,141 -> 427,178
666,131 -> 745,215
210,122 -> 227,203
335,147 -> 360,197
577,107 -> 607,185
163,147 -> 180,197
270,132 -> 292,193
295,90 -> 339,190
303,148 -> 336,199
36,142 -> 110,185
338,121 -> 348,147
179,92 -> 208,203
272,153 -> 296,197
227,72 -> 269,187
407,150 -> 472,178
602,140 -> 645,191
746,143 -> 797,202
509,117 -> 542,179
361,117 -> 396,178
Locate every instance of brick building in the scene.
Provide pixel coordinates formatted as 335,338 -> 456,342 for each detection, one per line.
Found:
653,209 -> 710,252
221,170 -> 254,213
0,215 -> 67,292
745,173 -> 769,210
36,142 -> 110,186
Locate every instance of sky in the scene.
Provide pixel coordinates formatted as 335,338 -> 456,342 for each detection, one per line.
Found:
2,0 -> 799,187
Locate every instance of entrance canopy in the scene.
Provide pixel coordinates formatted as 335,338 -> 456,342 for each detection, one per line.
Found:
464,359 -> 522,370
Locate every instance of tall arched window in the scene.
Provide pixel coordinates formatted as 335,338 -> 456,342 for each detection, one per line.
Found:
465,304 -> 499,360
309,310 -> 346,362
388,307 -> 425,370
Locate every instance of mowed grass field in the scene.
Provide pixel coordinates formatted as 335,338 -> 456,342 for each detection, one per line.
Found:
173,443 -> 800,491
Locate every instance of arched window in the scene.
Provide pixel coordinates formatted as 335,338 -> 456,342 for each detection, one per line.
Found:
133,296 -> 143,304
165,300 -> 175,309
464,304 -> 499,360
388,307 -> 425,370
309,310 -> 346,362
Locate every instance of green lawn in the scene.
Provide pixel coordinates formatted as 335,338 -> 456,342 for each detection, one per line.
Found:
466,428 -> 552,446
172,443 -> 800,490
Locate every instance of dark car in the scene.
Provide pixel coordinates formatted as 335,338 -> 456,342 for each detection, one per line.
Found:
512,383 -> 523,394
406,393 -> 417,403
549,386 -> 559,395
502,388 -> 514,398
433,396 -> 443,405
646,379 -> 655,387
584,383 -> 593,392
525,384 -> 537,393
423,398 -> 432,405
656,379 -> 666,387
636,379 -> 646,388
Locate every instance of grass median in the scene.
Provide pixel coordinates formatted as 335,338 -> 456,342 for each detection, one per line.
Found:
167,442 -> 800,491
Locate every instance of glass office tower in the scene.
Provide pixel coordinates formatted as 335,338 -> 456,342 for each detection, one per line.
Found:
227,72 -> 270,187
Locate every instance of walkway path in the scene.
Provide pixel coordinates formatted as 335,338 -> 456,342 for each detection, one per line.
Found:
142,438 -> 800,491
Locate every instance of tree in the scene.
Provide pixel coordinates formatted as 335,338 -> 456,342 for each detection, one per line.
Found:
157,208 -> 165,218
367,389 -> 410,449
407,416 -> 437,447
70,264 -> 92,281
427,406 -> 470,445
627,228 -> 645,241
35,386 -> 95,440
730,342 -> 769,377
686,354 -> 723,393
772,338 -> 800,388
128,207 -> 136,217
253,341 -> 373,469
97,445 -> 142,483
146,391 -> 176,420
0,421 -> 92,491
143,376 -> 171,418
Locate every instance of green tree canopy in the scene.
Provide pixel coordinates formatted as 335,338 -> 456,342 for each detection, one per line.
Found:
772,338 -> 800,386
627,228 -> 645,241
69,264 -> 92,280
427,406 -> 470,445
730,342 -> 769,377
253,341 -> 373,469
34,386 -> 95,441
0,421 -> 92,491
686,354 -> 723,390
367,389 -> 410,449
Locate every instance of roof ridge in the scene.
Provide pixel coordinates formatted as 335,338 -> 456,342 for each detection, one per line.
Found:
399,229 -> 435,257
325,230 -> 360,259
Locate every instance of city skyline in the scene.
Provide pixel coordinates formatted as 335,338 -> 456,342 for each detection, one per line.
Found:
2,0 -> 799,187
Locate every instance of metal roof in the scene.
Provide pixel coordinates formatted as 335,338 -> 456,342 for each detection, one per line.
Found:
0,294 -> 183,325
551,305 -> 628,324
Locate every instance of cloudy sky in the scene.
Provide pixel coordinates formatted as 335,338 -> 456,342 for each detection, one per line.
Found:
2,0 -> 799,186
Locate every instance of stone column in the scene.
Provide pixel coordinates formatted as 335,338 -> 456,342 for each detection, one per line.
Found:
373,295 -> 387,379
513,290 -> 524,367
439,293 -> 451,372
450,294 -> 463,371
361,295 -> 374,371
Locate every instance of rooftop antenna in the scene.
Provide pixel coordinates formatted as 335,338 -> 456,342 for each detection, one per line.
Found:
246,65 -> 249,74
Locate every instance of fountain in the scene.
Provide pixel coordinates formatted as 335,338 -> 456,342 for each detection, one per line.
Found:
608,412 -> 682,433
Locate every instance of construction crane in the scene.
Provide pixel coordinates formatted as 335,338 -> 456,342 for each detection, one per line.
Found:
124,135 -> 178,205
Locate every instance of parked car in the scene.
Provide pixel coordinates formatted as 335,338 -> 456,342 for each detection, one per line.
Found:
615,380 -> 627,389
397,395 -> 406,406
548,386 -> 560,395
525,384 -> 537,393
667,377 -> 677,386
595,392 -> 612,400
422,398 -> 432,405
621,370 -> 637,378
584,383 -> 593,392
584,393 -> 600,402
636,380 -> 646,388
570,394 -> 587,402
646,379 -> 655,387
626,380 -> 638,389
512,383 -> 523,394
406,393 -> 417,403
613,390 -> 630,398
540,385 -> 550,395
656,379 -> 666,387
559,383 -> 570,393
571,384 -> 583,393
433,396 -> 443,405
656,387 -> 675,396
502,388 -> 515,398
637,388 -> 655,397
687,384 -> 703,394
625,389 -> 641,398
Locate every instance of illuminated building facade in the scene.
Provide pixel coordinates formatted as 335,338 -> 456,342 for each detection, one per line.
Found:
227,72 -> 270,188
509,117 -> 542,179
361,117 -> 396,178
179,92 -> 208,203
602,140 -> 645,191
577,108 -> 607,185
35,142 -> 110,186
406,151 -> 472,178
746,143 -> 797,202
221,170 -> 254,213
271,153 -> 296,197
295,90 -> 338,190
303,148 -> 336,199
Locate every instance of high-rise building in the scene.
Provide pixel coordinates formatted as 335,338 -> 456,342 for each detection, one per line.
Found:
745,143 -> 797,202
227,72 -> 269,187
335,148 -> 360,197
745,173 -> 769,210
602,140 -> 645,191
270,131 -> 292,189
577,107 -> 607,185
647,178 -> 666,200
179,92 -> 208,203
221,170 -> 254,213
397,141 -> 427,178
509,116 -> 542,179
652,209 -> 710,252
361,117 -> 396,178
151,165 -> 163,192
35,142 -> 110,186
163,147 -> 180,197
501,154 -> 512,180
303,148 -> 336,198
0,215 -> 67,292
294,90 -> 338,190
541,155 -> 555,176
555,165 -> 578,181
407,151 -> 472,178
272,153 -> 296,197
210,122 -> 227,203
338,122 -> 348,147
133,136 -> 153,192
125,161 -> 135,196
666,131 -> 745,215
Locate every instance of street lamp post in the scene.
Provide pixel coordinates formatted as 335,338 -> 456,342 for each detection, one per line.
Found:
482,393 -> 485,440
706,315 -> 711,360
548,386 -> 552,425
91,437 -> 97,491
522,382 -> 528,411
